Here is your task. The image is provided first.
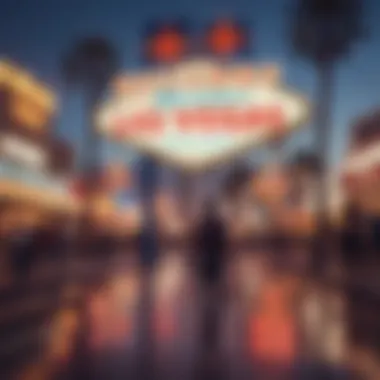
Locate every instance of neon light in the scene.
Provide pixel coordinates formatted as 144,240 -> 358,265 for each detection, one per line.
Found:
155,89 -> 247,108
113,111 -> 164,135
111,106 -> 284,136
98,61 -> 307,168
177,106 -> 284,132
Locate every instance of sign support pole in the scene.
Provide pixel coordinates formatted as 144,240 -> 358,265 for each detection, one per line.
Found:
135,155 -> 159,377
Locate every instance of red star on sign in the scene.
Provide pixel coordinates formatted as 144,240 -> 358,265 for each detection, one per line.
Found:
147,27 -> 186,63
207,20 -> 244,56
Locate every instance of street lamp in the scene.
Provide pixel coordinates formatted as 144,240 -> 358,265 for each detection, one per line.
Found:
291,0 -> 365,274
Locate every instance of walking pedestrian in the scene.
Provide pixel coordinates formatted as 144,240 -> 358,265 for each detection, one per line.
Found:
194,200 -> 228,375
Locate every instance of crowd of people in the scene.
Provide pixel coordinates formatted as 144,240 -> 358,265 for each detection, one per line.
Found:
3,195 -> 379,283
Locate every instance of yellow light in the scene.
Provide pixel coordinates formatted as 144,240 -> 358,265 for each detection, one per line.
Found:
0,59 -> 56,132
0,179 -> 81,213
10,95 -> 50,131
48,309 -> 79,362
91,194 -> 114,217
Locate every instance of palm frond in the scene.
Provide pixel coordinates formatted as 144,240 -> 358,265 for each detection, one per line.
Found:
62,36 -> 119,87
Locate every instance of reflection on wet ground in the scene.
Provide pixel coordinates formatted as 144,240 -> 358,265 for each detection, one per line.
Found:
35,248 -> 378,379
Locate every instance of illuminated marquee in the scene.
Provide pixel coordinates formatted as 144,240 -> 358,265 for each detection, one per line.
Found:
0,159 -> 69,194
0,133 -> 47,169
98,60 -> 309,170
0,60 -> 56,133
111,106 -> 284,135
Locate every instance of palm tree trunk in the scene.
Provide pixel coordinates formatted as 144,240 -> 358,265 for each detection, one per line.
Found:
74,81 -> 102,256
136,156 -> 159,375
64,80 -> 105,301
84,80 -> 104,172
313,60 -> 334,274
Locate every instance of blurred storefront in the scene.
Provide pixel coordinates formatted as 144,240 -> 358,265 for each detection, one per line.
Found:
104,163 -> 142,240
250,164 -> 343,240
73,163 -> 142,248
0,60 -> 80,276
0,61 -> 83,378
343,111 -> 380,213
342,109 -> 380,252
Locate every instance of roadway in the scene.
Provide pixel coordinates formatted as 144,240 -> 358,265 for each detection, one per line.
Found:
49,247 -> 365,380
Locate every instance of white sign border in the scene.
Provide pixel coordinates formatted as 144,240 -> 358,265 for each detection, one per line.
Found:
97,73 -> 310,172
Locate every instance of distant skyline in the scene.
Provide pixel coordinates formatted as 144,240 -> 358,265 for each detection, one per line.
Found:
0,0 -> 379,172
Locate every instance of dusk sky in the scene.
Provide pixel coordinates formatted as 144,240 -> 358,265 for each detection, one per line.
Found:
0,0 -> 379,173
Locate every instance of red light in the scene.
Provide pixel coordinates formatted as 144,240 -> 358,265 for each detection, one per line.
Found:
207,20 -> 244,56
154,308 -> 176,340
249,314 -> 296,364
147,27 -> 186,63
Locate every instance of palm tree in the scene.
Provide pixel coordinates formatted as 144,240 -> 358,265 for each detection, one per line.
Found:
291,0 -> 364,273
61,37 -> 119,292
62,37 -> 119,231
62,37 -> 119,173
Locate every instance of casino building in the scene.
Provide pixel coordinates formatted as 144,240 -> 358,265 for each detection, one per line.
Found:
0,60 -> 80,275
342,109 -> 380,253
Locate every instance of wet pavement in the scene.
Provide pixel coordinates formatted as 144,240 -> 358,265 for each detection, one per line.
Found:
42,247 -> 364,380
7,246 -> 380,379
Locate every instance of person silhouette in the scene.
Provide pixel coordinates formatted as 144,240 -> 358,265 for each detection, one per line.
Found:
195,201 -> 227,287
11,227 -> 35,281
194,200 -> 228,375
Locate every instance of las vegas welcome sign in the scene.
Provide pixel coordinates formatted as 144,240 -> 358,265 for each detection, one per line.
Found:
97,60 -> 309,170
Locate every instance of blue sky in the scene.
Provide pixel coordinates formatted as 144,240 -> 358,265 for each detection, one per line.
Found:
0,0 -> 379,172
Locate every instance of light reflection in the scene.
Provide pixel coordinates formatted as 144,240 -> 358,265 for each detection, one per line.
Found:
153,252 -> 189,345
48,309 -> 79,364
51,248 -> 356,378
87,273 -> 140,350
